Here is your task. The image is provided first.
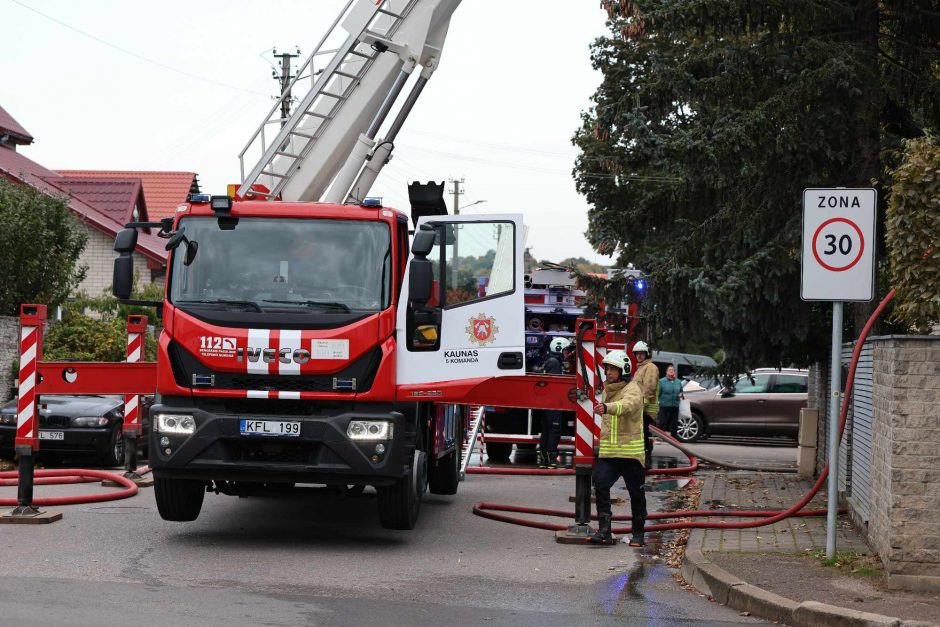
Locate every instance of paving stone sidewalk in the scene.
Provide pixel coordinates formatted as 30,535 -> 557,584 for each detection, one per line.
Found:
682,471 -> 940,626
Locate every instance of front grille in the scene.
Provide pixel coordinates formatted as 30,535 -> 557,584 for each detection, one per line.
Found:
40,415 -> 70,428
169,342 -> 382,393
226,440 -> 316,464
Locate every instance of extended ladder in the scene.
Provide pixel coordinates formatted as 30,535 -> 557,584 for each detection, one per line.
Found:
237,0 -> 417,200
458,406 -> 485,480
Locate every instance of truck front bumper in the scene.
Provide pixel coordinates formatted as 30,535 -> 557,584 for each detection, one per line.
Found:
149,401 -> 410,486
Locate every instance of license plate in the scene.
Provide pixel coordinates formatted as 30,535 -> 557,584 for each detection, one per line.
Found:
240,419 -> 301,437
39,431 -> 64,441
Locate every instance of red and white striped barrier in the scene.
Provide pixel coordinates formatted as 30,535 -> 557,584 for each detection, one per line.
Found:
123,315 -> 148,437
15,305 -> 46,452
573,319 -> 598,468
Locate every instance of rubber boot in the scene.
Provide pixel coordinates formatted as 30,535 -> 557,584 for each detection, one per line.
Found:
547,452 -> 559,469
629,515 -> 645,547
590,514 -> 616,545
537,452 -> 549,469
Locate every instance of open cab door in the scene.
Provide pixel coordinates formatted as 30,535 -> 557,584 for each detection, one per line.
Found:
397,214 -> 525,400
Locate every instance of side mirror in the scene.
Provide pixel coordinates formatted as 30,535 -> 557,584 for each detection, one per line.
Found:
113,228 -> 138,254
113,255 -> 134,300
411,229 -> 436,257
408,258 -> 433,305
720,387 -> 734,398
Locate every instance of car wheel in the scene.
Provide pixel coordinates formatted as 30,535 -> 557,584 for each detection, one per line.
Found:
99,425 -> 124,467
675,412 -> 704,443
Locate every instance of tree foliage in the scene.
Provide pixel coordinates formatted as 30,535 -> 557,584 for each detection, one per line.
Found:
885,136 -> 940,332
0,178 -> 87,316
573,0 -> 939,371
44,284 -> 161,362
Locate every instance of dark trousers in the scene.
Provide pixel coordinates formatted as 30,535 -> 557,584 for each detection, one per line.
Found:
657,406 -> 679,437
643,412 -> 655,466
538,410 -> 562,454
594,457 -> 647,524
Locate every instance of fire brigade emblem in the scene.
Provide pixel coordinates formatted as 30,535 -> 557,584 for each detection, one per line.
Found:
466,314 -> 499,347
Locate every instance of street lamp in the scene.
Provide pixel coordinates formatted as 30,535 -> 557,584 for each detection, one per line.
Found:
456,200 -> 487,215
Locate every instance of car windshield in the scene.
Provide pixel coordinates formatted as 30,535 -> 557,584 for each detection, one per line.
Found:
169,217 -> 391,312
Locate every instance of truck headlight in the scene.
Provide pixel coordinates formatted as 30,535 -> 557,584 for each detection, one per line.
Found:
347,420 -> 393,440
74,416 -> 109,427
155,413 -> 196,435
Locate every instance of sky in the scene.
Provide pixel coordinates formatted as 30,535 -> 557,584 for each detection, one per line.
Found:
1,0 -> 615,266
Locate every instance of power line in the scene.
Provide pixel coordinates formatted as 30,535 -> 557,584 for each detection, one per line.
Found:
9,0 -> 269,97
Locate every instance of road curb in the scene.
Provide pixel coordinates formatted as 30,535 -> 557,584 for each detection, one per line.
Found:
681,549 -> 936,627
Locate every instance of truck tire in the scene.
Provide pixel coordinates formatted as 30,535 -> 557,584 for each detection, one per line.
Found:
485,441 -> 512,462
377,451 -> 425,530
154,476 -> 206,522
428,446 -> 459,495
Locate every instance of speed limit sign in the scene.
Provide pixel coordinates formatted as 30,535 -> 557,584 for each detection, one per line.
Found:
801,188 -> 876,301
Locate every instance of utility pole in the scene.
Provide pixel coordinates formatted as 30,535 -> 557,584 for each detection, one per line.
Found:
448,178 -> 465,289
272,47 -> 301,125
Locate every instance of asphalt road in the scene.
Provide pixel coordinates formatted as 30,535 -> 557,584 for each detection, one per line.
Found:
0,449 -> 774,627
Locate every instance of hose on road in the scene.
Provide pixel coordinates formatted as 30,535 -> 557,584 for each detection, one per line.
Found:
0,465 -> 152,507
472,289 -> 895,535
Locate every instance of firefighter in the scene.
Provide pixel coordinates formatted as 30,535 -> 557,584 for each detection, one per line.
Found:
537,337 -> 567,468
632,340 -> 659,468
589,349 -> 647,546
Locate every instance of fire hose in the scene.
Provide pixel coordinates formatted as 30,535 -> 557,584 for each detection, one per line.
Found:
473,289 -> 895,535
0,465 -> 151,507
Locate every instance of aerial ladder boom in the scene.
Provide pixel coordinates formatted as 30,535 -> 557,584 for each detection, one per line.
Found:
237,0 -> 461,203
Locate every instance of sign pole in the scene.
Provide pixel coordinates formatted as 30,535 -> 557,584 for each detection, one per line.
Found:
826,301 -> 843,559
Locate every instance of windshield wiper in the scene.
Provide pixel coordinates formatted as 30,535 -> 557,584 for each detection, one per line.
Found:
175,299 -> 262,312
262,299 -> 351,312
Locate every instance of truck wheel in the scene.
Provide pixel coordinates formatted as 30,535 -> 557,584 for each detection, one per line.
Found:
154,476 -> 206,522
428,446 -> 460,495
377,451 -> 425,530
485,442 -> 512,462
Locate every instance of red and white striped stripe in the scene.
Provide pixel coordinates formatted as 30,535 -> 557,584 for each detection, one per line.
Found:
574,336 -> 597,465
15,324 -> 40,448
123,329 -> 143,435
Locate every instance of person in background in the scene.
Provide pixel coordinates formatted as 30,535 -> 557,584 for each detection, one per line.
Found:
632,341 -> 659,468
657,365 -> 684,439
590,350 -> 647,546
537,337 -> 568,468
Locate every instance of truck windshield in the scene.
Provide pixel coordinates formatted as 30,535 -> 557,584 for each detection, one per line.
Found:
169,217 -> 391,312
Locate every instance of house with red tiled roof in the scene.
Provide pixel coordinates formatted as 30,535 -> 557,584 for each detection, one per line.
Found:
56,170 -> 199,221
0,104 -> 168,297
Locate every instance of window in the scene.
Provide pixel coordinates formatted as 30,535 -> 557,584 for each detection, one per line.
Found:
772,374 -> 808,394
734,373 -> 771,393
442,221 -> 514,308
169,217 -> 391,312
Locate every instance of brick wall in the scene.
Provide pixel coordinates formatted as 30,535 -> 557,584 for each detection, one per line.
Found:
867,335 -> 940,591
0,316 -> 18,402
75,224 -> 158,297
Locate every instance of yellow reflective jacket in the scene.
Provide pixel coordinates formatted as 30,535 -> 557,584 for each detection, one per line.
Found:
598,379 -> 645,464
634,359 -> 660,418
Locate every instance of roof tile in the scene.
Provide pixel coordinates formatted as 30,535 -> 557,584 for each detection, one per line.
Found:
56,170 -> 198,220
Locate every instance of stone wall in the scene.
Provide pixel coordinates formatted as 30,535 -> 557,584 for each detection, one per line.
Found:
0,316 -> 18,402
866,335 -> 940,591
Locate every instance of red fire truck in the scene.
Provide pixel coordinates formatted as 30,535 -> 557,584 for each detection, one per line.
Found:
110,0 -> 576,529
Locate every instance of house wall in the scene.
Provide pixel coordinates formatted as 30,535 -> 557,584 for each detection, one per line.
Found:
75,223 -> 162,297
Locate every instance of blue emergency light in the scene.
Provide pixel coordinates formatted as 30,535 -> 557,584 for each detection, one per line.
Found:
636,279 -> 646,292
189,194 -> 211,203
361,197 -> 383,208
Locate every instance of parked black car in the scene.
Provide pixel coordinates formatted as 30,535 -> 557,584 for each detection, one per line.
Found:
0,395 -> 150,466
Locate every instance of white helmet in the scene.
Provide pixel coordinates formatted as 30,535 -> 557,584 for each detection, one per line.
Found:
549,337 -> 571,354
602,350 -> 631,375
632,340 -> 650,355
